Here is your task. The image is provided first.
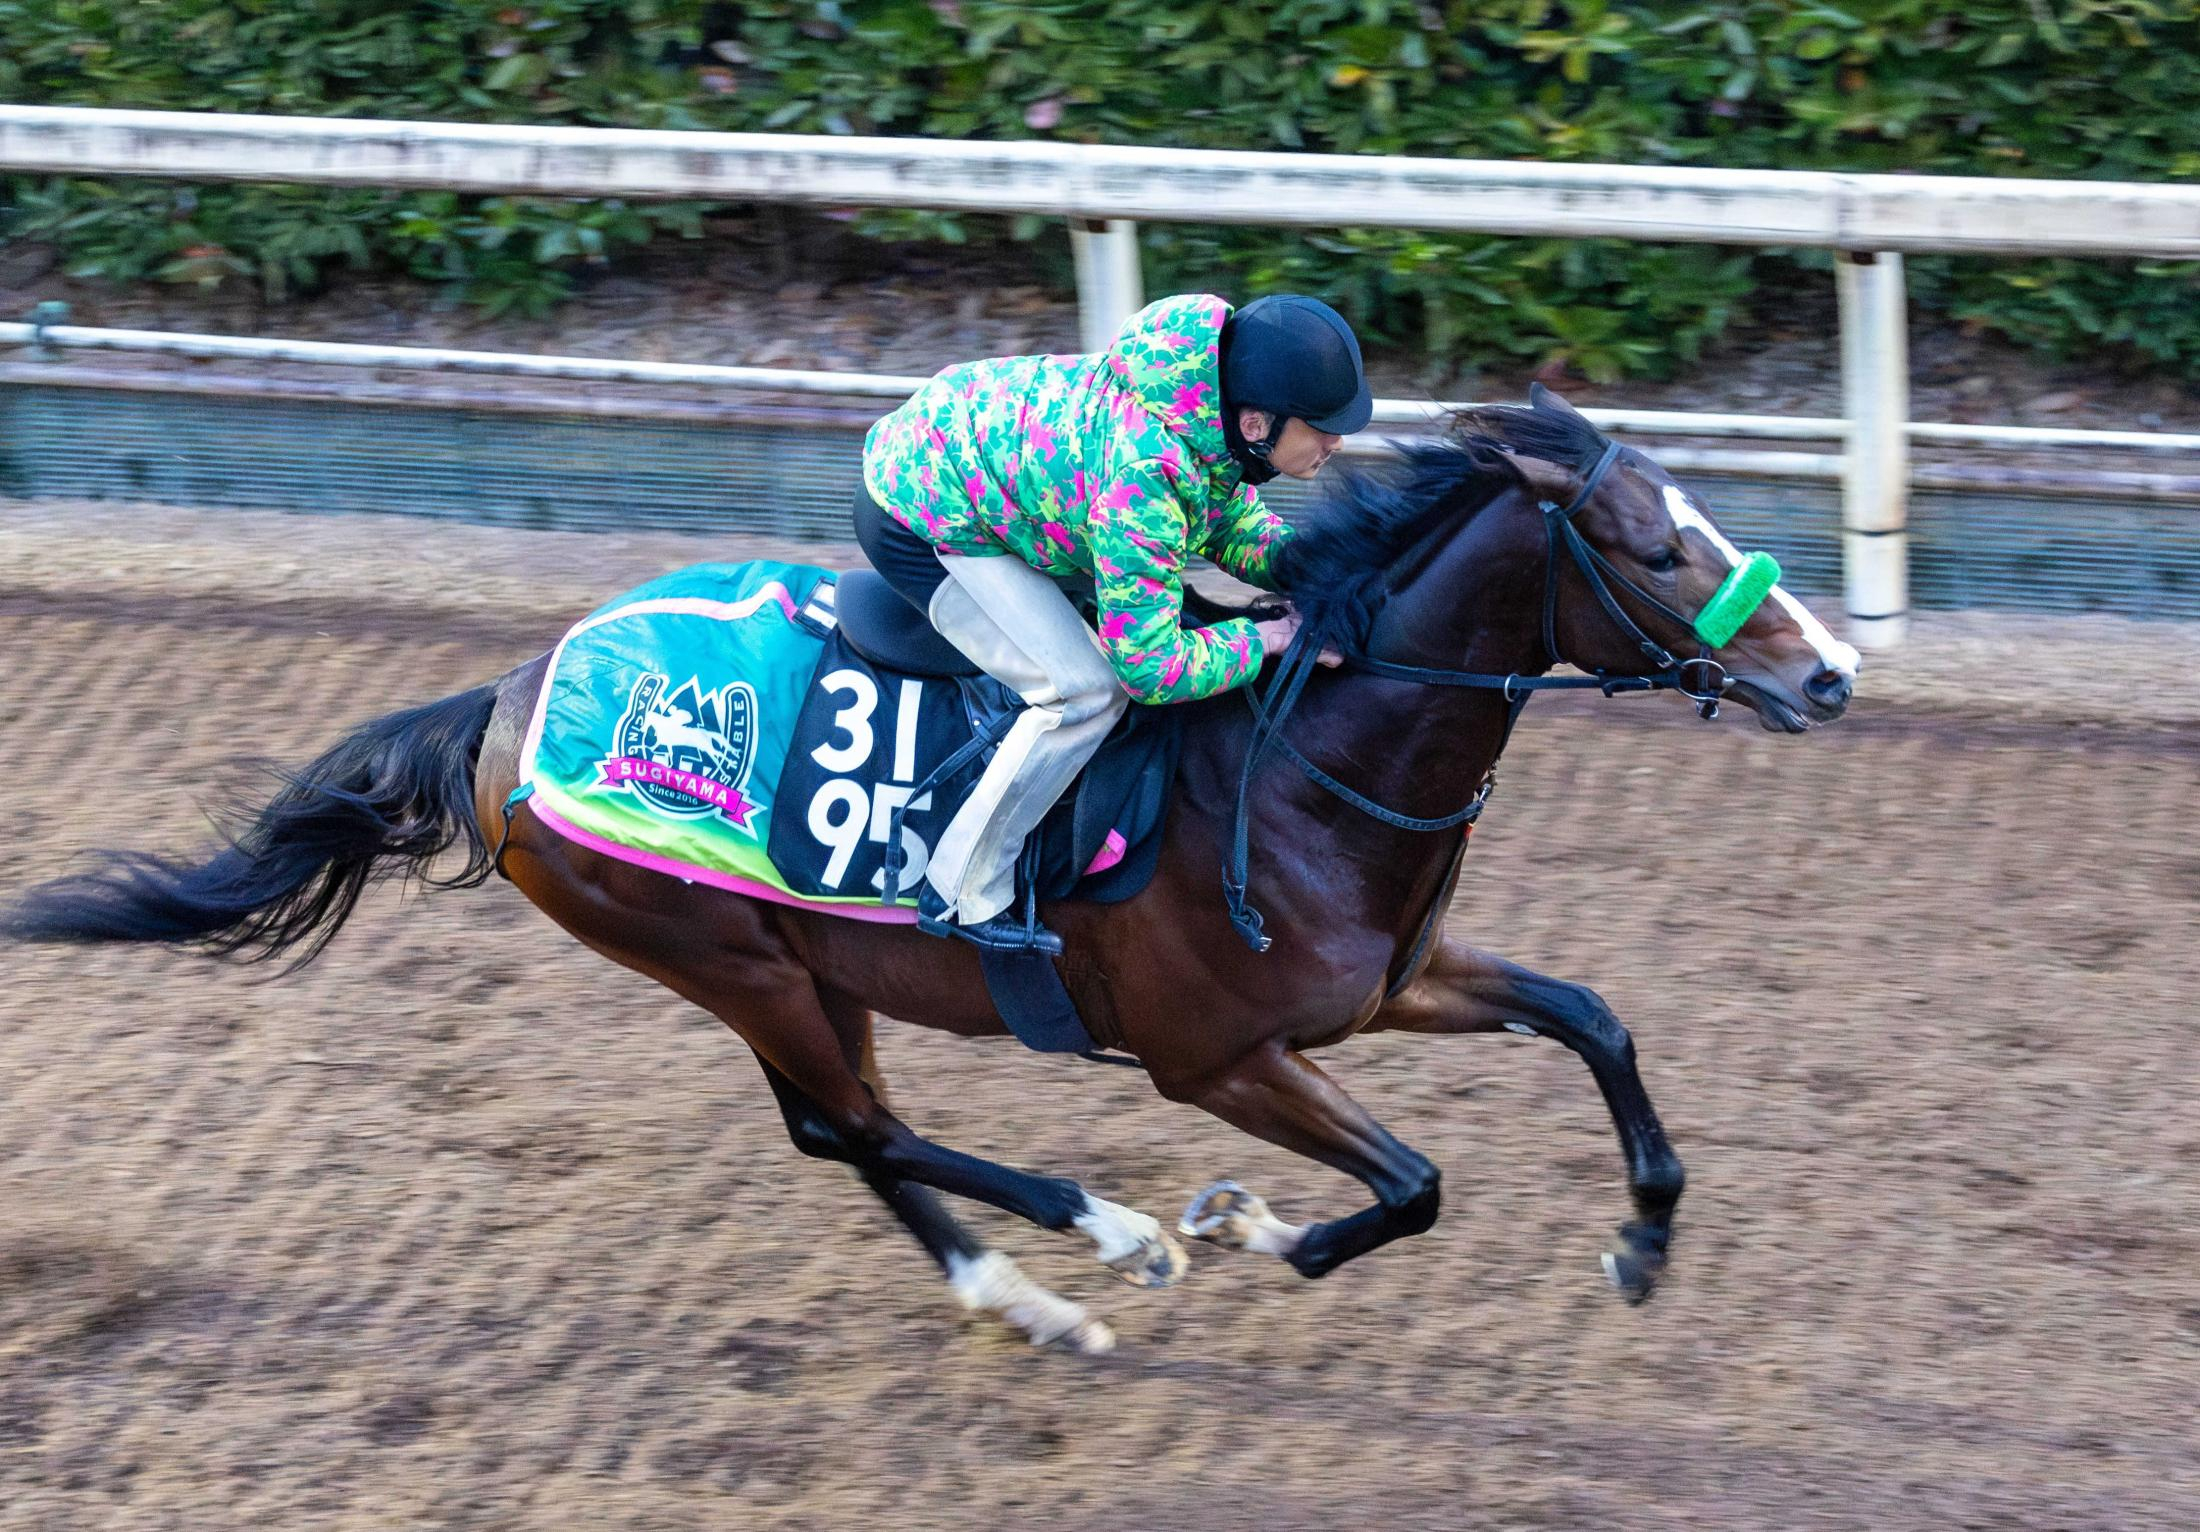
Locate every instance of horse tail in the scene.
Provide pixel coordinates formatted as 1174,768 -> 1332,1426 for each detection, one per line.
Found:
1,683 -> 500,967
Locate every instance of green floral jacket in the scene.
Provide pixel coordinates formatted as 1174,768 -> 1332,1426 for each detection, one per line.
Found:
861,293 -> 1293,704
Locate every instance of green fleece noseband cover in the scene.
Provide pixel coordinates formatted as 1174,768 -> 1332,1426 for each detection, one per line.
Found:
1693,550 -> 1782,648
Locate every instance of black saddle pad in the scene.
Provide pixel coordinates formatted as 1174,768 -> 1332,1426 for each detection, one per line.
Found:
765,580 -> 1180,909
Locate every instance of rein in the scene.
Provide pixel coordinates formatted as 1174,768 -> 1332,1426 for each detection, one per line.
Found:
1221,440 -> 1762,953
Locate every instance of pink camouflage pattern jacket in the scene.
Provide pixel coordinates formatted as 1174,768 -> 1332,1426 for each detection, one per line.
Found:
860,293 -> 1294,705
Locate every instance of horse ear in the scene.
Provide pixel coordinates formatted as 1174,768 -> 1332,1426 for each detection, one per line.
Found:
1499,447 -> 1578,503
1528,381 -> 1588,422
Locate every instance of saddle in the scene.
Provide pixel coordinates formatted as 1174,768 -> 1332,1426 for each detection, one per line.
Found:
803,569 -> 1182,912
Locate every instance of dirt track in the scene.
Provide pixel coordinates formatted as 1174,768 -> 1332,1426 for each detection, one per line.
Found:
3,504 -> 2197,1530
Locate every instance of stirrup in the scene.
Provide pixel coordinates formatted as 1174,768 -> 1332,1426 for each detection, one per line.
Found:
915,888 -> 1064,956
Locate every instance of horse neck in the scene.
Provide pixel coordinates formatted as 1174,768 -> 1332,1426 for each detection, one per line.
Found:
1170,485 -> 1550,945
1293,486 -> 1549,824
1366,482 -> 1549,679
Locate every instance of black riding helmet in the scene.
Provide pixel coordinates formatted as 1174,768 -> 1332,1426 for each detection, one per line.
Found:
1219,294 -> 1374,483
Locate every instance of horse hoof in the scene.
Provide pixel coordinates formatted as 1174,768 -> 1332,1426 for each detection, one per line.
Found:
952,1251 -> 1117,1353
1602,1220 -> 1671,1305
1107,1230 -> 1189,1290
1178,1180 -> 1268,1249
1060,1317 -> 1118,1355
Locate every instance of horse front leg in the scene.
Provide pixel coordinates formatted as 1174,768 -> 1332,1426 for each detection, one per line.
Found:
1161,1042 -> 1443,1279
1371,935 -> 1686,1302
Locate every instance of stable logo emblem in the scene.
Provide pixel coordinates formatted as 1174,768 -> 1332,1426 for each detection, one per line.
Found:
597,672 -> 762,832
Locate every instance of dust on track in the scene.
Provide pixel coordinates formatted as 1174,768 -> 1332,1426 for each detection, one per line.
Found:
3,508 -> 2197,1530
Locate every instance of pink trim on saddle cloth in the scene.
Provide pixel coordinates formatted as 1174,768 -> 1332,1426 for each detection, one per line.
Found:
1084,828 -> 1129,876
527,797 -> 921,924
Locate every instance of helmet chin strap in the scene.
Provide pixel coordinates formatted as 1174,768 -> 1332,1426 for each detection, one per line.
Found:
1232,411 -> 1290,486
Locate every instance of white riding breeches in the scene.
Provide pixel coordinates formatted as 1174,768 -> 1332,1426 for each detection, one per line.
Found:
922,552 -> 1130,925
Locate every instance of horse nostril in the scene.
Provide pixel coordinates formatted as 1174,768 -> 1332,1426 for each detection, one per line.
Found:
1806,669 -> 1853,710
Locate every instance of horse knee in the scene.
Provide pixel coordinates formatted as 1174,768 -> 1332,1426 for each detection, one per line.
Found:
1531,978 -> 1632,1061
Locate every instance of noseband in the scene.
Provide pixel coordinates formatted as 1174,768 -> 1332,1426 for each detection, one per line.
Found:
1222,439 -> 1777,951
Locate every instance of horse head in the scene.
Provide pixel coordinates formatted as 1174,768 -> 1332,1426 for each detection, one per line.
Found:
1459,385 -> 1859,733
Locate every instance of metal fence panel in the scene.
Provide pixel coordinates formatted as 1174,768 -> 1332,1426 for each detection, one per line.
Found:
4,382 -> 2194,620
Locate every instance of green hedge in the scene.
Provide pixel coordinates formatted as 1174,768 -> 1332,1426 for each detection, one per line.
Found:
5,2 -> 2198,377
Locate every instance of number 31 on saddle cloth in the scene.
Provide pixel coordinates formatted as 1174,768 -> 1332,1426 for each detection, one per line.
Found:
514,561 -> 1178,919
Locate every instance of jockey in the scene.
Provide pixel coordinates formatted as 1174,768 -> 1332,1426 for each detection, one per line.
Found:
853,292 -> 1373,953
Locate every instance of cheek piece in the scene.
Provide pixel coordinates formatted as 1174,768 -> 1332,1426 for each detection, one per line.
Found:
1691,550 -> 1782,649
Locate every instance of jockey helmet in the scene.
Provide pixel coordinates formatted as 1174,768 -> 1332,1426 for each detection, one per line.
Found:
1221,294 -> 1375,437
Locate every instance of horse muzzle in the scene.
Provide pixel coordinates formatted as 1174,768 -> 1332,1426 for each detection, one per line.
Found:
1726,672 -> 1847,733
1804,666 -> 1854,717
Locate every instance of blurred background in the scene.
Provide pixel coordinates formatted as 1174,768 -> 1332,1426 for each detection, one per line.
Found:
2,4 -> 2196,1528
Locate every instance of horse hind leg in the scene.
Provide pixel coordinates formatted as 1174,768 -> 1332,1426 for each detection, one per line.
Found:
735,976 -> 1184,1340
754,1049 -> 1115,1354
817,996 -> 1187,1295
498,826 -> 1182,1342
802,1063 -> 1188,1297
499,827 -> 1188,1338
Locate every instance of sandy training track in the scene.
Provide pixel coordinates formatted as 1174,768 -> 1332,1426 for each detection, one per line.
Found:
2,504 -> 2197,1530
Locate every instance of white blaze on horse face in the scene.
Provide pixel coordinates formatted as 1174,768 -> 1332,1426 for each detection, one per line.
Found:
1660,485 -> 1861,677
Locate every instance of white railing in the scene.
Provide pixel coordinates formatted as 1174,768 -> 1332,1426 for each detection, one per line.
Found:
15,320 -> 2200,464
8,106 -> 2200,643
7,107 -> 2199,254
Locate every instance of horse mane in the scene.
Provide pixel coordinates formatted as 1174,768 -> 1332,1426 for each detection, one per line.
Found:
1272,386 -> 1613,645
1270,440 -> 1519,643
1454,383 -> 1615,477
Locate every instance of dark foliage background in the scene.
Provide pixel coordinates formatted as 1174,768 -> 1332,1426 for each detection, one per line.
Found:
5,1 -> 2196,377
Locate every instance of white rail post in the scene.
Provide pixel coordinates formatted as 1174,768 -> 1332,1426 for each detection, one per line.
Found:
1836,251 -> 1910,649
1070,218 -> 1143,353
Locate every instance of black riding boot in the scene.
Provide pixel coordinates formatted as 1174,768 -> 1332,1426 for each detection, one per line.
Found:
915,848 -> 1063,956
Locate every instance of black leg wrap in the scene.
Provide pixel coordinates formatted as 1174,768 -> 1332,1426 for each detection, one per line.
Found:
1282,1167 -> 1440,1280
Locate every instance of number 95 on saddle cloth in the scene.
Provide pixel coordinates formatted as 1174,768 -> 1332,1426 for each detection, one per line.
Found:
515,560 -> 1177,919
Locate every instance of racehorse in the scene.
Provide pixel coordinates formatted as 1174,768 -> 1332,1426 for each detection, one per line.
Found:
3,388 -> 1857,1353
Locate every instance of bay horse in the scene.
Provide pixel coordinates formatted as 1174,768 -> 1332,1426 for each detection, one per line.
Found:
4,388 -> 1857,1353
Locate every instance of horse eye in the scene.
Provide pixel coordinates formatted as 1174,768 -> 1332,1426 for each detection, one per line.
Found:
1645,546 -> 1681,573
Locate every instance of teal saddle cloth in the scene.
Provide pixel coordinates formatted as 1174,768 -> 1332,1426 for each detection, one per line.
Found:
519,560 -> 1178,919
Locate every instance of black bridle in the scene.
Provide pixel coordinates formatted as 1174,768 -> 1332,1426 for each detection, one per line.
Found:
1222,440 -> 1727,952
1343,441 -> 1729,711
